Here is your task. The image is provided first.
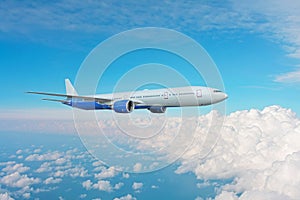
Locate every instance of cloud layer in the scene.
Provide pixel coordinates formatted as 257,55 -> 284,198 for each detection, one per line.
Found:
0,105 -> 299,199
175,105 -> 300,199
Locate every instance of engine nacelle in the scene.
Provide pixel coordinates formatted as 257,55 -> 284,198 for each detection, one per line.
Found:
113,100 -> 134,113
148,106 -> 166,113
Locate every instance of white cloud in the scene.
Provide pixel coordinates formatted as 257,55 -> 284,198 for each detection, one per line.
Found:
175,105 -> 300,199
55,158 -> 67,165
122,173 -> 130,179
67,166 -> 88,178
230,0 -> 300,81
25,151 -> 62,161
43,177 -> 62,185
52,165 -> 87,178
16,150 -> 22,155
274,70 -> 300,83
0,109 -> 76,134
0,193 -> 14,200
196,181 -> 210,189
132,182 -> 143,190
33,148 -> 42,153
92,180 -> 113,192
53,170 -> 65,177
114,182 -> 124,190
0,109 -> 73,120
2,163 -> 29,174
151,185 -> 159,189
22,193 -> 30,199
82,180 -> 93,190
0,161 -> 15,166
92,160 -> 103,167
133,163 -> 142,172
94,166 -> 118,179
215,191 -> 238,200
0,172 -> 40,188
17,156 -> 23,160
79,194 -> 87,199
36,162 -> 52,173
113,194 -> 136,200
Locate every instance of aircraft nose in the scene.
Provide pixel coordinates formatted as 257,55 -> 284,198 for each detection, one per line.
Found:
223,93 -> 228,100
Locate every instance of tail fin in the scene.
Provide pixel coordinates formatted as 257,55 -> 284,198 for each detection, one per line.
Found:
65,79 -> 78,95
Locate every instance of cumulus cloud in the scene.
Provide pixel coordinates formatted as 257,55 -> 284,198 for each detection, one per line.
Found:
82,180 -> 93,190
94,166 -> 118,179
0,172 -> 40,188
43,177 -> 62,185
0,161 -> 15,166
92,180 -> 113,192
133,163 -> 142,172
25,152 -> 62,161
113,194 -> 136,200
0,193 -> 14,200
114,182 -> 124,190
82,179 -> 122,192
55,158 -> 67,165
66,166 -> 88,178
15,150 -> 22,155
132,182 -> 143,190
92,160 -> 104,167
151,185 -> 159,189
22,193 -> 30,199
2,163 -> 29,174
122,173 -> 130,179
35,162 -> 52,173
175,105 -> 300,199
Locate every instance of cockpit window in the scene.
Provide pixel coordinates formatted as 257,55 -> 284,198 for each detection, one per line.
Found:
213,90 -> 222,93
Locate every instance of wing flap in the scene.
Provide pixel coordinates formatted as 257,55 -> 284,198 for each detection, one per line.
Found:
42,98 -> 69,103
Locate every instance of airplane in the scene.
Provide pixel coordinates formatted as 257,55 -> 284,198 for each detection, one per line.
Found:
27,79 -> 228,113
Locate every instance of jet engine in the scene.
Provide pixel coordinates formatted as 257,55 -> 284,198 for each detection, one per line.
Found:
148,106 -> 166,113
113,100 -> 134,113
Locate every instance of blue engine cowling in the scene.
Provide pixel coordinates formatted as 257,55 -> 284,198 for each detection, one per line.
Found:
148,106 -> 166,113
64,101 -> 110,110
113,100 -> 134,113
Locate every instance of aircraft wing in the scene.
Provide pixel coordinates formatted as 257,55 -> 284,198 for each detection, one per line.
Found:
27,91 -> 112,103
27,91 -> 144,105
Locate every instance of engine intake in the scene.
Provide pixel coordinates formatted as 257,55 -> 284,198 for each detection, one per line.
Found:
148,106 -> 166,113
113,100 -> 134,113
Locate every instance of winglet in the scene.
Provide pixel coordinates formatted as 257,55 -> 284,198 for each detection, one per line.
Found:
65,79 -> 78,95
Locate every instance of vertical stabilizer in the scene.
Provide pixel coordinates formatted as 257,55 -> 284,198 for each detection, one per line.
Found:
65,79 -> 78,95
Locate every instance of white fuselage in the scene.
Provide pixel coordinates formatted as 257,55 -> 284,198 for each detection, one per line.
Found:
93,86 -> 227,108
28,79 -> 228,113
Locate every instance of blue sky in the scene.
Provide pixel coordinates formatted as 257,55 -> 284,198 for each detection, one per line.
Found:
1,1 -> 300,200
0,0 -> 300,114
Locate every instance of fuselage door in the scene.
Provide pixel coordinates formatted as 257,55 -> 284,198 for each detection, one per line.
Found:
196,89 -> 202,98
164,91 -> 168,99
